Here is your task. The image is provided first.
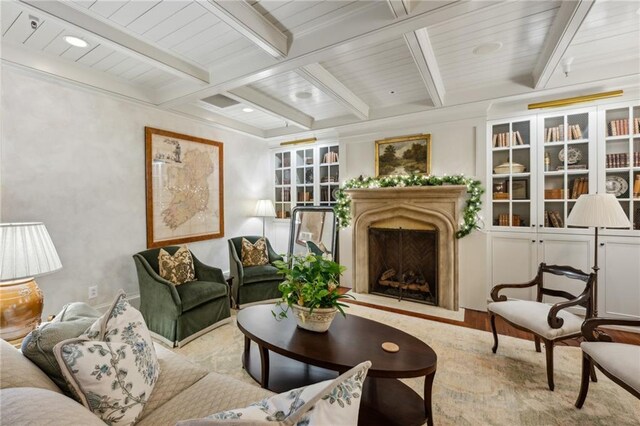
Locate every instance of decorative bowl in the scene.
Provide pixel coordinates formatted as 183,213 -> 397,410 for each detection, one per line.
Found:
494,163 -> 526,174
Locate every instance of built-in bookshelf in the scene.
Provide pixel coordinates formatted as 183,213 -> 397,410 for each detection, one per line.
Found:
274,151 -> 292,219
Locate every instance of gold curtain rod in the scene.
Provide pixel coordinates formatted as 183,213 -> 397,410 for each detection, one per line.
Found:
279,137 -> 317,146
528,90 -> 623,110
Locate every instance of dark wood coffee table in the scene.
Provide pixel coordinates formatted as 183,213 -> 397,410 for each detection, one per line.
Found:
236,304 -> 437,426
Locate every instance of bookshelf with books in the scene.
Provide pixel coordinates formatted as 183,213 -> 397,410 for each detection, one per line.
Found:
274,151 -> 292,219
487,118 -> 534,230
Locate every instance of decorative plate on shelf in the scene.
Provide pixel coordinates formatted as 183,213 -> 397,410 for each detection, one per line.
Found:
606,176 -> 628,197
558,147 -> 583,164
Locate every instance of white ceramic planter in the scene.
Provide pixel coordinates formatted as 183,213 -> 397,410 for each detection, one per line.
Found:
291,304 -> 338,332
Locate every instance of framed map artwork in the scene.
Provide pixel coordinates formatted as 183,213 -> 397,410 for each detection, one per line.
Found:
145,127 -> 224,248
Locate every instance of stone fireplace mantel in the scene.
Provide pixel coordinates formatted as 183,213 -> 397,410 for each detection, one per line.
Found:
347,185 -> 467,311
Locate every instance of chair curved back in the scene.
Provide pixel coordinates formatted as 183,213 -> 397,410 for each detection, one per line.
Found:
134,246 -> 182,273
537,263 -> 595,313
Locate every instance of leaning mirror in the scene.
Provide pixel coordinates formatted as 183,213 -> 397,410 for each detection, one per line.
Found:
288,206 -> 337,259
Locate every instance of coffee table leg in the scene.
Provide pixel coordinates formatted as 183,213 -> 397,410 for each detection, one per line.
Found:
424,371 -> 436,426
259,345 -> 270,389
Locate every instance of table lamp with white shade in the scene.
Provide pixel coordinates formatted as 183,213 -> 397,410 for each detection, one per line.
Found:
255,200 -> 276,238
566,194 -> 630,317
0,223 -> 62,340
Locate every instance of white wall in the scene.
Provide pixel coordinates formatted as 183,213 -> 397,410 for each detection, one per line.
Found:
0,67 -> 270,315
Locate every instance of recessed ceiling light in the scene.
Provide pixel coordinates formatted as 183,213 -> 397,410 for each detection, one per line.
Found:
64,36 -> 89,48
472,42 -> 502,55
242,107 -> 254,113
295,91 -> 312,99
389,90 -> 396,95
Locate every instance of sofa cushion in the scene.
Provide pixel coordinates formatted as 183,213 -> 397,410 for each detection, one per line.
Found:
54,291 -> 160,425
177,361 -> 371,426
137,372 -> 273,426
0,339 -> 61,394
241,238 -> 269,267
487,300 -> 583,339
582,341 -> 640,394
21,302 -> 100,396
138,344 -> 209,420
0,387 -> 105,426
159,246 -> 196,285
243,265 -> 280,284
177,280 -> 228,312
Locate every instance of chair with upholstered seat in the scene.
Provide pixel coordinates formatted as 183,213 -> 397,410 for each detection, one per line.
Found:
133,246 -> 231,347
488,263 -> 596,391
228,236 -> 284,308
575,317 -> 640,407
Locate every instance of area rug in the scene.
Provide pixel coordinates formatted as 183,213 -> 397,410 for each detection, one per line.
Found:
172,305 -> 640,426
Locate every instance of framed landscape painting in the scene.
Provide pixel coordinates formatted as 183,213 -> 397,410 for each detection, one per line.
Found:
375,134 -> 431,177
145,127 -> 224,248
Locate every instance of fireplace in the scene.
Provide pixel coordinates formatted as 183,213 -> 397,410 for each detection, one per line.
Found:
368,228 -> 438,305
347,186 -> 466,311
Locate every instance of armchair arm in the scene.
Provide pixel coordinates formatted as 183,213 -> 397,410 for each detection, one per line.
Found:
490,278 -> 538,302
582,317 -> 640,342
267,245 -> 283,263
132,255 -> 182,314
547,284 -> 592,328
228,242 -> 244,283
192,255 -> 225,283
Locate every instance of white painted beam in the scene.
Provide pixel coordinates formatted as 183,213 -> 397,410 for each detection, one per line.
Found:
404,28 -> 446,107
387,0 -> 411,18
532,0 -> 595,89
176,103 -> 266,138
197,0 -> 289,58
227,86 -> 313,130
19,0 -> 210,84
297,63 -> 370,120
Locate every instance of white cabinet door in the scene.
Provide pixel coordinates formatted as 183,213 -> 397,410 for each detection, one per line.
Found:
490,233 -> 538,300
537,233 -> 592,306
600,236 -> 640,319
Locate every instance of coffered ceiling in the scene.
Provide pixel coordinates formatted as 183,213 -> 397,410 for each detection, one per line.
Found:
2,0 -> 639,139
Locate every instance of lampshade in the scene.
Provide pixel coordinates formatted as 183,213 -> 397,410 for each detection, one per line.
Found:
566,194 -> 631,228
0,222 -> 62,281
254,200 -> 276,218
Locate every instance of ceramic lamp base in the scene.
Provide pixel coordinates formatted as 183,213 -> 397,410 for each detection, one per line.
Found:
0,277 -> 43,341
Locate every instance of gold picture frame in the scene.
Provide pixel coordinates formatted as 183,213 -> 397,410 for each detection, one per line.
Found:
145,127 -> 224,248
375,134 -> 431,177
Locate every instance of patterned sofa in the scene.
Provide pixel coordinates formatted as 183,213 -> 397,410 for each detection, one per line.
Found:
0,338 -> 272,425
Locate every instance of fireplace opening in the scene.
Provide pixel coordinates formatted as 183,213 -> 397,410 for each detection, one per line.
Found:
368,228 -> 438,305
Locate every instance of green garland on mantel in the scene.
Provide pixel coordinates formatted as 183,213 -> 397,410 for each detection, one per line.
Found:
333,174 -> 485,238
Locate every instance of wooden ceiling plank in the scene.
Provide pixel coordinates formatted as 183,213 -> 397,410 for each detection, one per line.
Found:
532,0 -> 595,89
297,63 -> 370,120
19,0 -> 210,84
404,28 -> 445,107
227,85 -> 314,129
196,0 -> 289,58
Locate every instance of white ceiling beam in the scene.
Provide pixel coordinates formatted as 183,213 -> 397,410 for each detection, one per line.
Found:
297,64 -> 370,120
19,0 -> 210,84
174,103 -> 265,138
404,28 -> 446,107
197,0 -> 289,59
387,0 -> 411,18
227,86 -> 314,130
532,0 -> 595,89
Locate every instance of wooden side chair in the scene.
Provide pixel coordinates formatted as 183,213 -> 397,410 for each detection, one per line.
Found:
575,317 -> 640,408
488,263 -> 596,391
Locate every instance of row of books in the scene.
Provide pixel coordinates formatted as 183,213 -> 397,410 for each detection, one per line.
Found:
497,214 -> 522,226
570,177 -> 589,199
544,210 -> 564,228
322,151 -> 339,163
608,118 -> 640,136
277,188 -> 291,202
492,131 -> 525,147
606,152 -> 640,168
545,124 -> 584,142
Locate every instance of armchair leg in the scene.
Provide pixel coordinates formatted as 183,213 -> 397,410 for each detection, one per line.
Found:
589,364 -> 598,382
544,339 -> 554,391
534,336 -> 541,353
575,354 -> 592,408
490,314 -> 499,354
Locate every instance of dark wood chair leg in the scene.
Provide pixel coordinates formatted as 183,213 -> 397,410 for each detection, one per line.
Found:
490,314 -> 499,354
534,336 -> 541,353
544,339 -> 554,391
589,364 -> 598,382
575,354 -> 592,408
424,371 -> 436,426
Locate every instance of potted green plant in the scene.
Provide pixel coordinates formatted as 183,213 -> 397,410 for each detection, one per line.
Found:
272,253 -> 354,332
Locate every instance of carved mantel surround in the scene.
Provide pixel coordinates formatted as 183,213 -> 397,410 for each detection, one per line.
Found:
347,186 -> 467,311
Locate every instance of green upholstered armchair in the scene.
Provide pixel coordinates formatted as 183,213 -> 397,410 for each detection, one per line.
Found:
228,236 -> 284,308
132,246 -> 231,347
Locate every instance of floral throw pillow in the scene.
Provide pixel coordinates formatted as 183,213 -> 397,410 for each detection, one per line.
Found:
176,360 -> 371,426
158,246 -> 195,285
54,291 -> 160,426
241,238 -> 269,267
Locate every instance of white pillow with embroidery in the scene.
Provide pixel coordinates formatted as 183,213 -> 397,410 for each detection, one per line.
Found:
177,360 -> 371,426
54,291 -> 160,426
